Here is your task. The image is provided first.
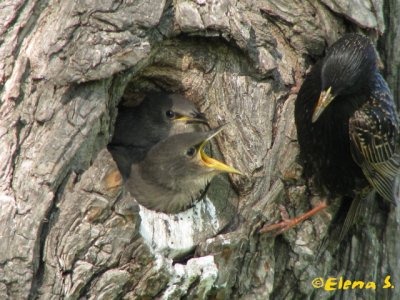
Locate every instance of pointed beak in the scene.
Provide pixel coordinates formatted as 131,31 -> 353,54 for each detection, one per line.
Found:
176,112 -> 209,126
197,125 -> 242,175
312,87 -> 335,123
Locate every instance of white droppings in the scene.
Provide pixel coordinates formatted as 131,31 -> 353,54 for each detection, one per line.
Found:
203,197 -> 219,229
138,196 -> 224,296
162,256 -> 218,299
139,197 -> 221,258
154,253 -> 173,272
0,194 -> 14,203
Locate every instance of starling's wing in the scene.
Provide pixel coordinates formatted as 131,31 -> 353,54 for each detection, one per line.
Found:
349,75 -> 400,204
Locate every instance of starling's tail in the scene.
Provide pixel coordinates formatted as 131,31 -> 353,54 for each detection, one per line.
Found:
337,191 -> 367,242
394,173 -> 400,204
317,192 -> 368,259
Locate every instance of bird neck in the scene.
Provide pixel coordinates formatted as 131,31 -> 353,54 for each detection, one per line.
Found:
330,94 -> 365,122
338,69 -> 374,96
127,163 -> 211,213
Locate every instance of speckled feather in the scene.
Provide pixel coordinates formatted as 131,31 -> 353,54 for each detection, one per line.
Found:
295,34 -> 400,203
295,60 -> 367,197
349,73 -> 400,202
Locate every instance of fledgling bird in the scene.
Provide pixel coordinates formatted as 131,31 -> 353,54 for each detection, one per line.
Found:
111,93 -> 208,148
125,126 -> 242,214
261,33 -> 400,236
108,93 -> 209,178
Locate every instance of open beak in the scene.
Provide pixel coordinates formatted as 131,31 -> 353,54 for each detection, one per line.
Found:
176,112 -> 209,126
312,87 -> 335,123
197,125 -> 242,175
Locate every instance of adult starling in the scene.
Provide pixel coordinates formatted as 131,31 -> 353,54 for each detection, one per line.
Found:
261,33 -> 399,236
125,126 -> 242,214
108,93 -> 208,178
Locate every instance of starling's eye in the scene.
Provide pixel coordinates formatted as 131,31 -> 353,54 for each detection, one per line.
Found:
166,110 -> 175,119
186,147 -> 196,157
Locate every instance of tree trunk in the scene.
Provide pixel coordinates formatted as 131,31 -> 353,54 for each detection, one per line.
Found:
1,0 -> 399,299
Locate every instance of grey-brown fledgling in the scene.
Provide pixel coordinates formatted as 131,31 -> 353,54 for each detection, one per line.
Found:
108,93 -> 208,178
125,126 -> 242,214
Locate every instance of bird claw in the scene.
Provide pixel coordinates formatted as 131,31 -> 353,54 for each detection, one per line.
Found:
259,201 -> 328,237
259,205 -> 294,236
259,219 -> 297,237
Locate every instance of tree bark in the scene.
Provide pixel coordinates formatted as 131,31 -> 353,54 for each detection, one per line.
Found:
0,0 -> 399,299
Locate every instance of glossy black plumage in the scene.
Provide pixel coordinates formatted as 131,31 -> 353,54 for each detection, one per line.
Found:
295,33 -> 400,203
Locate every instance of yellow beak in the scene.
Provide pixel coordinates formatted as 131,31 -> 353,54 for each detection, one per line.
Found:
197,126 -> 242,175
175,115 -> 209,125
199,147 -> 242,175
312,87 -> 335,123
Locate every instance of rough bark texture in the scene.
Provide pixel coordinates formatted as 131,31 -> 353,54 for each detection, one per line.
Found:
0,0 -> 399,299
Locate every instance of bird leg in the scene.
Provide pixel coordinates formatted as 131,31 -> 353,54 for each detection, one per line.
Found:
259,201 -> 328,236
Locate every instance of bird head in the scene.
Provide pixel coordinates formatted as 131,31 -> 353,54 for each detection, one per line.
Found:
143,93 -> 208,127
140,125 -> 242,186
167,94 -> 209,126
138,93 -> 209,139
312,34 -> 377,123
